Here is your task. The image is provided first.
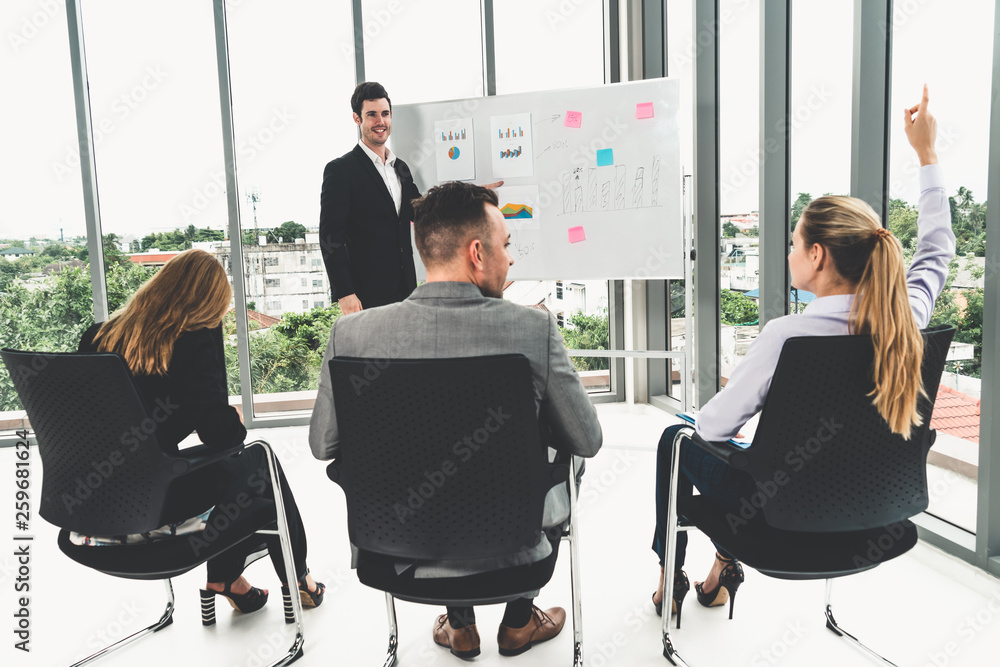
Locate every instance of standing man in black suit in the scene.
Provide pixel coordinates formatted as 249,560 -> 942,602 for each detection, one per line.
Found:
319,82 -> 419,314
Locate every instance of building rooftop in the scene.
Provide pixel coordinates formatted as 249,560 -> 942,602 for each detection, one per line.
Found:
244,308 -> 281,328
931,384 -> 981,443
129,251 -> 182,265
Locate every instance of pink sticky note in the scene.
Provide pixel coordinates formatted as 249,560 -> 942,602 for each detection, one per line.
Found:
636,102 -> 654,119
568,226 -> 586,244
564,111 -> 582,128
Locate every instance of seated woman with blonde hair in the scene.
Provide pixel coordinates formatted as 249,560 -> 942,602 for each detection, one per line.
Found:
79,248 -> 324,616
651,85 -> 954,623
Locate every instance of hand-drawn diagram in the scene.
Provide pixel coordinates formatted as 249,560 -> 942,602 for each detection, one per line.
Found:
560,154 -> 663,215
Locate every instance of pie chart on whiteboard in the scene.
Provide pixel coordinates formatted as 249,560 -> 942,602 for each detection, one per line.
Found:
448,146 -> 460,160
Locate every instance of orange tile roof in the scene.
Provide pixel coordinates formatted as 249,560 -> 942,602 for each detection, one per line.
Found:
129,252 -> 181,264
228,308 -> 281,328
931,385 -> 980,443
247,309 -> 281,328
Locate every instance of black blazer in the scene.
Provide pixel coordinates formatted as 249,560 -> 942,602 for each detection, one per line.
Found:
319,144 -> 421,309
78,323 -> 246,454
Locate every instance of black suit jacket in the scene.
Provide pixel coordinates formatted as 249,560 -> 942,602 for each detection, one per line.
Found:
78,323 -> 246,454
78,323 -> 247,519
319,144 -> 421,309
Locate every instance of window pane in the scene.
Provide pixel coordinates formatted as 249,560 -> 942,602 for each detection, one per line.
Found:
788,0 -> 852,313
494,0 -> 604,95
73,0 -> 232,400
226,1 -> 356,417
0,1 -> 93,422
718,0 -> 760,384
505,281 -> 611,393
889,0 -> 995,534
362,0 -> 484,102
493,1 -> 610,392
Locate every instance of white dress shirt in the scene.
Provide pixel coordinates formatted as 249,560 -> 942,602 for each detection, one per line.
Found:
696,164 -> 955,442
358,140 -> 402,215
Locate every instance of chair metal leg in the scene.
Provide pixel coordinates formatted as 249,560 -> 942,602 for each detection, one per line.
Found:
383,593 -> 399,667
252,440 -> 305,666
566,456 -> 584,667
661,427 -> 693,666
68,578 -> 175,667
824,579 -> 899,666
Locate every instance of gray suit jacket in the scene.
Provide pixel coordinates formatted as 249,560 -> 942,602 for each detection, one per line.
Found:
309,281 -> 603,577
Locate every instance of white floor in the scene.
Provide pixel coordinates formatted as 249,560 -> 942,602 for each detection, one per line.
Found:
4,403 -> 1000,667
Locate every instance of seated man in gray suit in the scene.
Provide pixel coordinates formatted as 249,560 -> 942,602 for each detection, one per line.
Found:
309,181 -> 603,659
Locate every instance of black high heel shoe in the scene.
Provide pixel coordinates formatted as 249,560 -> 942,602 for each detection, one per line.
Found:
280,569 -> 326,623
200,581 -> 268,626
694,554 -> 744,620
653,570 -> 691,629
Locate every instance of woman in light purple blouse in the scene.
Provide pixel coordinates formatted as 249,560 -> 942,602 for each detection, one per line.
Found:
651,86 -> 955,624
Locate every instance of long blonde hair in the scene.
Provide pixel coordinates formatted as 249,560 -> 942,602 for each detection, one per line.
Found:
798,196 -> 925,440
94,249 -> 232,375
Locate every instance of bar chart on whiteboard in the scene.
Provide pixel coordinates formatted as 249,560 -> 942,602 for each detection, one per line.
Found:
490,112 -> 534,178
393,78 -> 683,281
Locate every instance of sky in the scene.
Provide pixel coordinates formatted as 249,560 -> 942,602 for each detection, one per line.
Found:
0,0 -> 995,243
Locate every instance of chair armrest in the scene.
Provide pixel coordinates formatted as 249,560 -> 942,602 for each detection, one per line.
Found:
169,442 -> 245,476
687,432 -> 750,470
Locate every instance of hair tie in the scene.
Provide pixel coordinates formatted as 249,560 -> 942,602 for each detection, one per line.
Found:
873,227 -> 892,241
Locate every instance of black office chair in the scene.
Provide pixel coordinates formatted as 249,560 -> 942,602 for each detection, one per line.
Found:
659,325 -> 955,667
1,349 -> 305,667
326,354 -> 585,667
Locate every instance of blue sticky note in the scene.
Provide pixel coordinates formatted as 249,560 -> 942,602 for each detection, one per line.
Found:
596,148 -> 613,166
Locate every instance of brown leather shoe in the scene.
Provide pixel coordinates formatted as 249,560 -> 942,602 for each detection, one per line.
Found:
433,614 -> 481,659
497,605 -> 566,656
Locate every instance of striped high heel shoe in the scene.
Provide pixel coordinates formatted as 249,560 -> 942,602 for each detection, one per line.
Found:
200,580 -> 268,626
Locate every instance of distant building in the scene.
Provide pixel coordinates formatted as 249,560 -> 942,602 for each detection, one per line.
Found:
722,212 -> 759,232
0,247 -> 35,261
215,242 -> 329,318
43,259 -> 85,275
503,279 -> 607,328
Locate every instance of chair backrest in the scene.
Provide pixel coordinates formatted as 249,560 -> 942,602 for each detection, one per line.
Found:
2,349 -> 180,536
739,325 -> 954,532
329,354 -> 564,562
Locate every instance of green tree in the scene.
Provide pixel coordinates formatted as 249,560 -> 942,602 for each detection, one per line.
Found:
558,308 -> 609,371
0,267 -> 96,410
722,221 -> 739,238
272,305 -> 342,352
222,312 -> 318,395
888,198 -> 919,249
789,192 -> 812,232
268,221 -> 309,244
720,289 -> 758,325
40,244 -> 73,260
78,234 -> 131,267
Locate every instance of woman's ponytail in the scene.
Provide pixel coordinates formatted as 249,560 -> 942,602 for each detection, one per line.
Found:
799,197 -> 925,440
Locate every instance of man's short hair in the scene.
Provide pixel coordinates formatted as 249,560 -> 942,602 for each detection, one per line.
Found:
412,182 -> 500,267
351,81 -> 391,115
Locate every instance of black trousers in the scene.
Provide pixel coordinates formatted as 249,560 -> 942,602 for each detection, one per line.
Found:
444,533 -> 562,627
184,446 -> 309,584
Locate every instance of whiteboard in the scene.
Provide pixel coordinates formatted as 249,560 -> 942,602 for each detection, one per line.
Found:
392,78 -> 683,281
